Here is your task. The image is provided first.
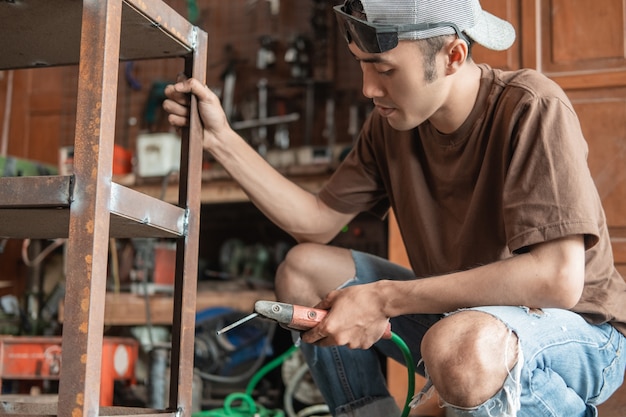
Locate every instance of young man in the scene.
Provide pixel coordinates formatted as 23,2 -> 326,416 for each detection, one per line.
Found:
164,0 -> 626,415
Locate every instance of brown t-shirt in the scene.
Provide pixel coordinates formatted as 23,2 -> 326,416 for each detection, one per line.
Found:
319,64 -> 626,335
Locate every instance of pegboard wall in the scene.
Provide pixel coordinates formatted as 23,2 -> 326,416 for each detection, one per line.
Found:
41,0 -> 371,157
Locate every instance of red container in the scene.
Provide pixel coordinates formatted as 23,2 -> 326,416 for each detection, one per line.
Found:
113,144 -> 133,175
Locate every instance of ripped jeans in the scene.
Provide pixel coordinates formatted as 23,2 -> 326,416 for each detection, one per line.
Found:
298,250 -> 626,417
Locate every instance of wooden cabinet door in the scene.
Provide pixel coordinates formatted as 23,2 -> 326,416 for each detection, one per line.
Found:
532,0 -> 626,278
532,1 -> 626,415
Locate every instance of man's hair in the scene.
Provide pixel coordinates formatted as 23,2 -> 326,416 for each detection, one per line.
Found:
419,36 -> 474,83
418,37 -> 448,83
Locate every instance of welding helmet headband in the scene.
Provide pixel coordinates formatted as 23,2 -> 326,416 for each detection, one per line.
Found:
333,4 -> 466,53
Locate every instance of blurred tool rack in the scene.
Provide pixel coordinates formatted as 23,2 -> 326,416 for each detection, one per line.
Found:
0,0 -> 208,416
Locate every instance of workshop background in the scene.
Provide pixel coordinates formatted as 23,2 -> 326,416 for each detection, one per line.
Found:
0,0 -> 625,416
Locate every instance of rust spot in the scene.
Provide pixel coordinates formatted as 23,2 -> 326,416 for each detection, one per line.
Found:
86,220 -> 94,234
72,393 -> 84,417
79,322 -> 88,333
81,353 -> 87,364
81,288 -> 90,310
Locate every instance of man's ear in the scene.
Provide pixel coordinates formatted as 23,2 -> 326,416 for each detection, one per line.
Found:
445,38 -> 469,74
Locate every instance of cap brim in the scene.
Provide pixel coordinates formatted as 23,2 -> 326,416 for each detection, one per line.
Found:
464,11 -> 515,51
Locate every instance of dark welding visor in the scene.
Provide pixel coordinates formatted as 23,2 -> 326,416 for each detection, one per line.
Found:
333,4 -> 466,53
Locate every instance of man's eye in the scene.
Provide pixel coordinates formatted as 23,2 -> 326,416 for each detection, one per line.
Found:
373,64 -> 393,74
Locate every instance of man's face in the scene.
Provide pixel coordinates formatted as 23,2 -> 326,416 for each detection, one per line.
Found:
349,40 -> 449,131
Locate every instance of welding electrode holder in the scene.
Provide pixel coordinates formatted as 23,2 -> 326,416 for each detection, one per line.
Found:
254,300 -> 392,338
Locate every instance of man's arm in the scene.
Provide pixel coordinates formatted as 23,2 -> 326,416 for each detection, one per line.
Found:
163,78 -> 356,243
384,234 -> 586,314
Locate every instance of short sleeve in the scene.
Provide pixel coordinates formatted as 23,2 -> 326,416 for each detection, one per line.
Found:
319,114 -> 390,218
503,94 -> 601,253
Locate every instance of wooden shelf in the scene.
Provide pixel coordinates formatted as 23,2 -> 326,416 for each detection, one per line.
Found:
127,170 -> 333,205
96,287 -> 275,326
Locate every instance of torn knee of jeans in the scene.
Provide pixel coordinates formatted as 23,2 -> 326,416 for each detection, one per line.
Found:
409,359 -> 437,409
411,315 -> 523,416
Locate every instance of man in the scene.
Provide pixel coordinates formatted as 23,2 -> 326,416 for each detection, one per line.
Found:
164,0 -> 626,415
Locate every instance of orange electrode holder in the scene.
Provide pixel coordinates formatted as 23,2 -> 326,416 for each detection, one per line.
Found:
218,301 -> 392,339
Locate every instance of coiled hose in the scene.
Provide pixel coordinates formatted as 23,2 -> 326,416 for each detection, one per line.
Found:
192,331 -> 415,417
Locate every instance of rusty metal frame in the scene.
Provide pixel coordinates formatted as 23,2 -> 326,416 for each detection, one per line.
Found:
167,30 -> 208,413
56,0 -> 120,413
0,0 -> 207,416
0,0 -> 206,413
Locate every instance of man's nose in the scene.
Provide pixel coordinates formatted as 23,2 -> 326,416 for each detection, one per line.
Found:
361,68 -> 383,99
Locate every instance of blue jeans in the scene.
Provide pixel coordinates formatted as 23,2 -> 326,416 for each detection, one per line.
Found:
298,251 -> 626,417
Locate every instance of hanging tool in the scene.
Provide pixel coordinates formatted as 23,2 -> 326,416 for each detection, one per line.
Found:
186,0 -> 199,23
217,301 -> 392,339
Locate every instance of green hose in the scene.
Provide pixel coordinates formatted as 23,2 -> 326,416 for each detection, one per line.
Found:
193,391 -> 284,417
192,332 -> 415,417
246,344 -> 299,397
192,345 -> 298,417
391,332 -> 416,417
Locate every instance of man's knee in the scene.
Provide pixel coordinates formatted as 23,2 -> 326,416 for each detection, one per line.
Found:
275,243 -> 315,302
421,310 -> 519,408
275,243 -> 354,304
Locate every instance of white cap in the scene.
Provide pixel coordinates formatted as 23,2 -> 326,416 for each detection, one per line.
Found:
360,0 -> 515,51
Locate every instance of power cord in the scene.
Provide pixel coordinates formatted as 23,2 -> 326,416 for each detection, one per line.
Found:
192,331 -> 416,417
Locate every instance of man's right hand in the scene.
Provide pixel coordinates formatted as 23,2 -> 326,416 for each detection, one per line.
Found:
163,77 -> 231,151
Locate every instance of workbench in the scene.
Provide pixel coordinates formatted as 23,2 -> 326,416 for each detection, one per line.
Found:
122,166 -> 334,205
59,282 -> 275,326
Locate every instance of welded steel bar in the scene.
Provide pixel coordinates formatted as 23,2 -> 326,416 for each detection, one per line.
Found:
109,183 -> 186,237
0,176 -> 72,208
124,0 -> 197,50
57,0 -> 122,415
167,28 -> 208,416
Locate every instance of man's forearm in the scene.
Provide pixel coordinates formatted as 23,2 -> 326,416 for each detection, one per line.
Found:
379,235 -> 586,316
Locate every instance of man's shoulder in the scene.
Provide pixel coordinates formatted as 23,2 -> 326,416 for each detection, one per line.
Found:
482,64 -> 565,97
